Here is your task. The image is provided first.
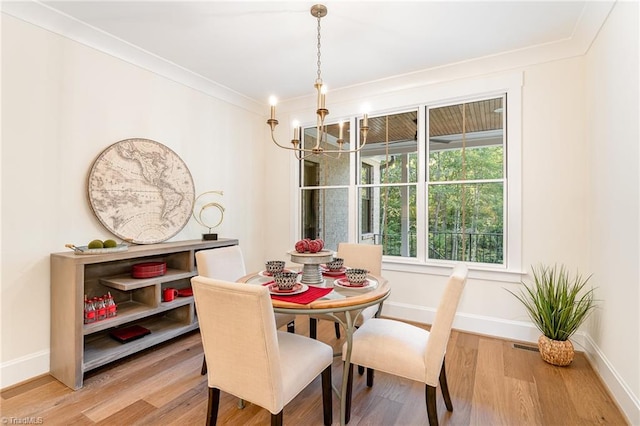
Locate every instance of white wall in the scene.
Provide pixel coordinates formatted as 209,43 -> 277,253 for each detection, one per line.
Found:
1,14 -> 268,387
585,2 -> 640,423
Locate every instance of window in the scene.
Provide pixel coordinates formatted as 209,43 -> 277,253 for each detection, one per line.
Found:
358,111 -> 418,255
360,163 -> 373,235
299,122 -> 350,250
427,97 -> 505,264
297,80 -> 520,272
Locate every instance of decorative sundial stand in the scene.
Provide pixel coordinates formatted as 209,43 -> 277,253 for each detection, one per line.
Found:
192,191 -> 225,241
288,250 -> 334,285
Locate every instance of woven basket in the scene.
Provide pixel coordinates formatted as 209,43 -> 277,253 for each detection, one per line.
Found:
538,335 -> 574,366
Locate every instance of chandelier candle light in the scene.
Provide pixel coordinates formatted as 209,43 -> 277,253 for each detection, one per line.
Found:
267,4 -> 369,159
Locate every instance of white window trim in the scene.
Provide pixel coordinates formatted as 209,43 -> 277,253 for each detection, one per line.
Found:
291,71 -> 525,283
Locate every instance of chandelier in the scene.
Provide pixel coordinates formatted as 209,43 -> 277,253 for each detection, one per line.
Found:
267,4 -> 369,159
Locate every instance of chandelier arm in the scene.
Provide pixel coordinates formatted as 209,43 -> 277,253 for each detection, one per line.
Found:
324,151 -> 342,159
270,133 -> 368,155
297,150 -> 323,161
276,144 -> 359,155
271,128 -> 344,155
269,130 -> 304,152
298,127 -> 368,154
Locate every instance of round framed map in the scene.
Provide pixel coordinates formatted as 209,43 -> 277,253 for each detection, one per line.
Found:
87,138 -> 195,244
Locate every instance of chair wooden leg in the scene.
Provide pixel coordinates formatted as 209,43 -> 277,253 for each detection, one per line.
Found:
366,367 -> 374,387
206,387 -> 220,426
309,318 -> 318,339
287,320 -> 295,333
321,366 -> 332,425
439,360 -> 453,411
201,356 -> 207,375
346,363 -> 354,424
270,410 -> 283,426
425,384 -> 438,426
334,321 -> 341,338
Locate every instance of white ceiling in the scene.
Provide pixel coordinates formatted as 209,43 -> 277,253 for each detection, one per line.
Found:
4,1 -> 614,104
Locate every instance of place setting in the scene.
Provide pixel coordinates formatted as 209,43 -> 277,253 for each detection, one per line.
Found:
258,260 -> 297,277
262,260 -> 333,303
320,257 -> 347,277
265,272 -> 308,295
333,268 -> 374,289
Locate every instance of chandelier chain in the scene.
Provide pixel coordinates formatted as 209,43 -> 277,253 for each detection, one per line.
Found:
316,11 -> 322,82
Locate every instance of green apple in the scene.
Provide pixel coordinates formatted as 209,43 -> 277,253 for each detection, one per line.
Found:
88,239 -> 104,249
103,239 -> 118,248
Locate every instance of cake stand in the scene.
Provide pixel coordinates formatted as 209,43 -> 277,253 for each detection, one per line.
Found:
288,250 -> 334,285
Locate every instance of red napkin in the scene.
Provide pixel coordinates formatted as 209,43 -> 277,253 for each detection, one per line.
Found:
263,281 -> 333,304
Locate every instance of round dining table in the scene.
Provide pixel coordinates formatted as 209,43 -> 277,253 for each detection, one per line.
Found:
237,269 -> 390,426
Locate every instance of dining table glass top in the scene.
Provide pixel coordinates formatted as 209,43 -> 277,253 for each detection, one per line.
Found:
237,268 -> 390,312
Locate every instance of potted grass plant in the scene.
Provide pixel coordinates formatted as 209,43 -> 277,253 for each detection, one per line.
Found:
507,264 -> 597,366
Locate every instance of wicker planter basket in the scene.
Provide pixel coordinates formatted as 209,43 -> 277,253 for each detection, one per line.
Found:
538,335 -> 574,366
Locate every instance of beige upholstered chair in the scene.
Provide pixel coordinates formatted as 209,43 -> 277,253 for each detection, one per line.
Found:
342,264 -> 468,425
195,245 -> 295,376
309,243 -> 383,339
192,276 -> 333,426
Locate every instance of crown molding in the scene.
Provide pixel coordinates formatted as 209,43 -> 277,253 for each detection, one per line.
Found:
1,1 -> 264,115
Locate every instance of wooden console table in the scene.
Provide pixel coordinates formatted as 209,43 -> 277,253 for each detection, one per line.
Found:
50,238 -> 238,389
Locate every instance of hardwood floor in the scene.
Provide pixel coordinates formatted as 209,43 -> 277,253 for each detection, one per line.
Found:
1,317 -> 628,425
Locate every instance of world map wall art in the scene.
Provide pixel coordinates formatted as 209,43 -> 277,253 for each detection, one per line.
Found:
87,138 -> 195,244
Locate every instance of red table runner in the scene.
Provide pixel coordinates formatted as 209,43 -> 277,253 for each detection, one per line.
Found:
263,281 -> 333,304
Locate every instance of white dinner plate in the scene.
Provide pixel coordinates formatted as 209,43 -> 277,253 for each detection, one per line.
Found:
333,278 -> 374,289
268,283 -> 309,296
259,269 -> 296,277
321,266 -> 347,276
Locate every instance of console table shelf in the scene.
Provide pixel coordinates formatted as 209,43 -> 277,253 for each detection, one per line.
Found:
50,238 -> 238,389
83,311 -> 199,371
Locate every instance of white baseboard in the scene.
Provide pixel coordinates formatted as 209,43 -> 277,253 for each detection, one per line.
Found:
582,334 -> 640,425
381,301 -> 542,343
1,349 -> 50,389
381,301 -> 639,425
